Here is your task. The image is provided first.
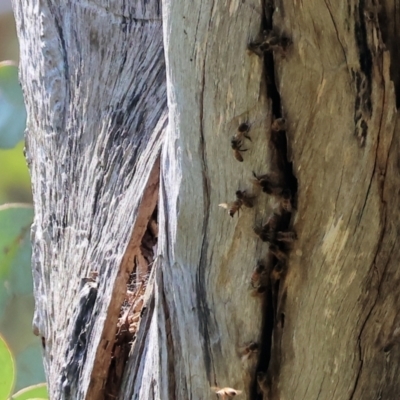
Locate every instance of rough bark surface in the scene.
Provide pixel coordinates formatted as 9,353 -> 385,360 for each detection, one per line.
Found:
13,0 -> 166,399
12,0 -> 400,399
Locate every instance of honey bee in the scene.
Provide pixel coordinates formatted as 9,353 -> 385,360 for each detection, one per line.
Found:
239,342 -> 259,362
280,189 -> 293,212
250,262 -> 269,289
276,231 -> 297,243
237,122 -> 251,139
270,263 -> 285,281
271,118 -> 286,132
231,137 -> 248,162
253,212 -> 281,242
212,387 -> 243,399
219,190 -> 255,217
231,122 -> 252,162
235,190 -> 255,208
251,171 -> 285,196
253,287 -> 268,297
269,244 -> 288,264
248,30 -> 291,56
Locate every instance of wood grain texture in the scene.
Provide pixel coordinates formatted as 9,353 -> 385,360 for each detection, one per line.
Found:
122,1 -> 275,399
12,0 -> 166,399
12,0 -> 400,398
269,1 -> 400,399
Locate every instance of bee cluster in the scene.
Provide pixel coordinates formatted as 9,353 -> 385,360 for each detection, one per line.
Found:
221,120 -> 296,296
216,27 -> 296,400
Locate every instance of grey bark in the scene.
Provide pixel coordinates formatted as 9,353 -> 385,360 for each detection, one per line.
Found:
12,0 -> 400,399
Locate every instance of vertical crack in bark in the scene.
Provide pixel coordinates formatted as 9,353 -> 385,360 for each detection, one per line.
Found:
350,16 -> 394,393
87,157 -> 160,399
161,273 -> 176,399
104,208 -> 158,399
378,2 -> 400,107
323,0 -> 348,65
352,0 -> 374,146
196,16 -> 216,383
252,2 -> 298,399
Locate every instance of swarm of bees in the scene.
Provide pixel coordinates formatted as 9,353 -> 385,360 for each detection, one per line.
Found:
248,30 -> 291,57
216,25 -> 296,398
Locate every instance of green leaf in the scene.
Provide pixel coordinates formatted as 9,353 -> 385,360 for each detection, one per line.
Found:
9,383 -> 48,400
0,204 -> 45,391
0,142 -> 32,205
0,334 -> 15,399
0,61 -> 27,149
0,204 -> 33,283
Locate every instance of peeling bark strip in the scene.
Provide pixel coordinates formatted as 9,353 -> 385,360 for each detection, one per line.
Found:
13,0 -> 166,398
96,157 -> 160,400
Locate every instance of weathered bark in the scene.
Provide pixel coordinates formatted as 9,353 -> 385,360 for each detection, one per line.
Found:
12,0 -> 400,399
13,1 -> 166,399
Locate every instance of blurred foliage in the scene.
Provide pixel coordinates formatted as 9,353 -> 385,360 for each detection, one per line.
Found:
9,383 -> 48,400
0,61 -> 26,149
0,142 -> 32,204
0,12 -> 19,62
0,10 -> 46,397
0,334 -> 15,399
0,204 -> 46,394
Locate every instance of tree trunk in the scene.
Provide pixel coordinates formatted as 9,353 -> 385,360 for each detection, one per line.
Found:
12,0 -> 400,399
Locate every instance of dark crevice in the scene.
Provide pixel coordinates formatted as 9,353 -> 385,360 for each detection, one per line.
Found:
355,0 -> 373,82
60,282 -> 98,397
352,1 -> 374,146
104,209 -> 158,400
252,1 -> 298,399
378,3 -> 400,107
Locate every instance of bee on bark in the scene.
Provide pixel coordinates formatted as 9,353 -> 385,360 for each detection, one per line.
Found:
231,137 -> 248,162
270,262 -> 285,281
219,190 -> 255,217
250,262 -> 269,289
253,212 -> 280,242
254,211 -> 296,246
251,172 -> 285,196
237,122 -> 251,139
271,118 -> 287,132
231,122 -> 251,161
235,190 -> 255,208
276,230 -> 297,243
254,226 -> 296,244
212,387 -> 243,399
269,244 -> 288,264
280,189 -> 293,213
248,30 -> 291,56
239,341 -> 259,362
